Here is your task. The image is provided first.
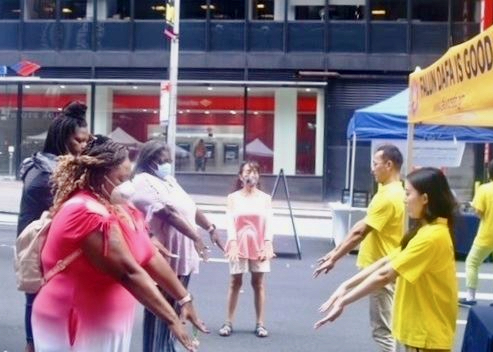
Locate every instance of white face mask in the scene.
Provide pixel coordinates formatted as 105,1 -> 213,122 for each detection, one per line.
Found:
242,174 -> 259,187
155,162 -> 172,179
104,176 -> 136,204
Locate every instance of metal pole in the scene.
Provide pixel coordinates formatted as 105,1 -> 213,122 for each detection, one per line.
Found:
349,133 -> 357,205
345,139 -> 350,189
167,0 -> 180,175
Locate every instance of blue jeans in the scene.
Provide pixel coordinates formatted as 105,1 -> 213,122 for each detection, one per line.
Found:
25,293 -> 37,343
143,275 -> 191,352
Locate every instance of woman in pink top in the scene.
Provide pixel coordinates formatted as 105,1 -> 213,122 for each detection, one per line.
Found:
32,137 -> 208,352
219,161 -> 275,338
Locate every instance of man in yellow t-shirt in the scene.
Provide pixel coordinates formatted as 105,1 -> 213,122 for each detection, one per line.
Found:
314,144 -> 405,352
460,160 -> 493,306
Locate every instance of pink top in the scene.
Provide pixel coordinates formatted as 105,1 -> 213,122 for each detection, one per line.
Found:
32,190 -> 155,351
226,189 -> 273,260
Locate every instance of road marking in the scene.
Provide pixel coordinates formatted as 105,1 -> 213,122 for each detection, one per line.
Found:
459,291 -> 493,300
457,272 -> 493,280
456,320 -> 467,325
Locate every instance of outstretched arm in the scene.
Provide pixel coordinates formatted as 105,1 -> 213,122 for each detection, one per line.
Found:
81,228 -> 199,352
313,220 -> 373,277
154,205 -> 208,260
314,259 -> 397,329
195,209 -> 225,252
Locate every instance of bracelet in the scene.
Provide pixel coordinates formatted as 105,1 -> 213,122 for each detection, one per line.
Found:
207,224 -> 216,233
178,293 -> 193,307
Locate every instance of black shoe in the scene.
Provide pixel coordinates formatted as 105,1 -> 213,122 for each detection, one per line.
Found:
459,298 -> 477,307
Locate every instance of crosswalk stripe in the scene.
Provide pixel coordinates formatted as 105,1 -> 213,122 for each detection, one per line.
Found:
459,291 -> 493,300
456,320 -> 467,325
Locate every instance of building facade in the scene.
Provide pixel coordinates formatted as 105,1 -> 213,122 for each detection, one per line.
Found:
0,0 -> 485,200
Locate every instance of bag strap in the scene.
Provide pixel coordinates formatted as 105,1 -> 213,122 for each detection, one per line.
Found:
43,248 -> 83,284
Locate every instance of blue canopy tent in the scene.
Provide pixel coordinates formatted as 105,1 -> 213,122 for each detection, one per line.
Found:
345,88 -> 493,204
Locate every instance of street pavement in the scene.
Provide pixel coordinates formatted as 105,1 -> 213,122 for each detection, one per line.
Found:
0,222 -> 482,352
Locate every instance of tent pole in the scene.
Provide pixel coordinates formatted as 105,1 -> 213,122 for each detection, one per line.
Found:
349,133 -> 357,206
345,139 -> 350,189
405,122 -> 415,232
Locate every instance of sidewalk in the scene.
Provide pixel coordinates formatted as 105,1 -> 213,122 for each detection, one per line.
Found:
0,180 -> 332,238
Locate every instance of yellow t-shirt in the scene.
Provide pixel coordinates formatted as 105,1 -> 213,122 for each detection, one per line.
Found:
472,181 -> 493,248
357,181 -> 405,268
390,218 -> 457,350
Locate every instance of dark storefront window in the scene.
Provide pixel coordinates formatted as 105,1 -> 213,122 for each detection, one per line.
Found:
328,5 -> 364,20
135,0 -> 166,19
412,0 -> 448,21
61,0 -> 87,19
26,0 -> 56,19
452,0 -> 481,43
0,85 -> 18,176
182,0 -> 206,19
0,0 -> 20,19
210,0 -> 245,20
252,0 -> 274,20
100,0 -> 131,20
370,0 -> 406,21
295,6 -> 324,20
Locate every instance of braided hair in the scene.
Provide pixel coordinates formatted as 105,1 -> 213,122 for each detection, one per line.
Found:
43,101 -> 88,156
50,137 -> 128,214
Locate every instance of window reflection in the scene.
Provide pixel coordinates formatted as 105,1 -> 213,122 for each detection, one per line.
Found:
252,0 -> 274,21
135,0 -> 167,19
26,0 -> 56,19
0,0 -> 20,19
0,85 -> 18,176
370,0 -> 407,21
182,0 -> 206,19
61,0 -> 87,20
210,0 -> 245,20
98,0 -> 130,20
412,0 -> 448,22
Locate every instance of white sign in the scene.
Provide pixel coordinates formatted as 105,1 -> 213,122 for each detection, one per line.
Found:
8,145 -> 14,153
159,81 -> 171,125
371,139 -> 465,168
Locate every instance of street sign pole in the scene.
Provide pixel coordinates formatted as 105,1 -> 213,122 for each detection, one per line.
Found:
165,0 -> 180,175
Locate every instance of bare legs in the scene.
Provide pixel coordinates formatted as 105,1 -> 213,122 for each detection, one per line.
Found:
223,272 -> 266,328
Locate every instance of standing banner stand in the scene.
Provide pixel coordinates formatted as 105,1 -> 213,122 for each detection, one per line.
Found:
271,169 -> 302,260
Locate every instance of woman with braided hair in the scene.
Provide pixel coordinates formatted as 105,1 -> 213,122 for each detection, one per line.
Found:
31,138 -> 208,352
17,100 -> 89,352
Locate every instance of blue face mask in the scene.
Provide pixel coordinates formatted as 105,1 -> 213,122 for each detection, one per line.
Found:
155,162 -> 172,179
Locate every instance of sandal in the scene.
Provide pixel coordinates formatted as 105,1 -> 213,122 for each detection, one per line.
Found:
255,323 -> 269,338
219,322 -> 233,337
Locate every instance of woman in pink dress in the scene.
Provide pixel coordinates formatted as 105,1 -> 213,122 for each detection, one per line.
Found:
219,161 -> 275,338
31,137 -> 208,352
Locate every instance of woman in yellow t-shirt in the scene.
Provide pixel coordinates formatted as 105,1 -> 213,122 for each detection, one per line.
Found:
315,167 -> 458,352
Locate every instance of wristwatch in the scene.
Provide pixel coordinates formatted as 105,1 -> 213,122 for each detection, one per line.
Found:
178,293 -> 193,307
207,224 -> 216,234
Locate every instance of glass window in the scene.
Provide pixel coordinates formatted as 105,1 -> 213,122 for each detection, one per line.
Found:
211,0 -> 245,20
412,0 -> 448,22
0,85 -> 18,177
26,0 -> 56,19
98,0 -> 130,20
21,84 -> 89,163
246,88 -> 274,173
61,0 -> 87,19
182,0 -> 206,19
0,0 -> 20,19
294,6 -> 324,20
176,86 -> 245,173
328,5 -> 364,20
296,89 -> 317,174
135,0 -> 167,19
370,0 -> 406,21
252,0 -> 274,20
452,0 -> 480,22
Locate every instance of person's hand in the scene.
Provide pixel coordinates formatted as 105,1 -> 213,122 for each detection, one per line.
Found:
314,297 -> 345,329
313,251 -> 336,278
180,301 -> 210,334
258,241 -> 276,261
193,237 -> 209,261
318,285 -> 347,314
168,319 -> 198,352
225,241 -> 240,262
209,229 -> 225,252
151,237 -> 179,260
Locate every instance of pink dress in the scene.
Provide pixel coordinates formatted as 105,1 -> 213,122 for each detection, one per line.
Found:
32,190 -> 155,352
226,190 -> 273,260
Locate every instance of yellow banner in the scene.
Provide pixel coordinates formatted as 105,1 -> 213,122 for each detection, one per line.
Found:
408,26 -> 493,126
